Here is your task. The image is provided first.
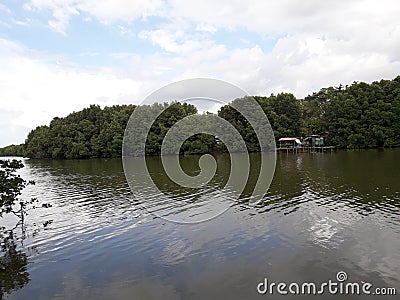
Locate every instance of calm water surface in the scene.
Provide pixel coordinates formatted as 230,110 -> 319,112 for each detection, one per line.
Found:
1,150 -> 400,299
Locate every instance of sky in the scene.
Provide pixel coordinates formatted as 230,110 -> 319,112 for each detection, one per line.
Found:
1,0 -> 400,147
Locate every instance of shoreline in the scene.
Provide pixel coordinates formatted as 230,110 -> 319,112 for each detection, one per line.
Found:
1,147 -> 399,161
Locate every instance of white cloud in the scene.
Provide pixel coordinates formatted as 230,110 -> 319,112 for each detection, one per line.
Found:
2,28 -> 400,146
77,0 -> 165,23
168,0 -> 399,38
138,29 -> 186,53
24,0 -> 166,33
138,28 -> 227,58
24,0 -> 80,34
2,1 -> 400,145
0,3 -> 11,14
0,39 -> 143,146
195,24 -> 217,34
24,0 -> 400,40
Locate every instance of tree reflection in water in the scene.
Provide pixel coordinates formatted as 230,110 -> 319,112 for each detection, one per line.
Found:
0,229 -> 30,299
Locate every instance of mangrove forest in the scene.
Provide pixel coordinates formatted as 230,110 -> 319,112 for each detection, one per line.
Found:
1,76 -> 400,159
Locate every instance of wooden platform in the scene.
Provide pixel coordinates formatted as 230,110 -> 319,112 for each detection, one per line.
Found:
276,146 -> 336,153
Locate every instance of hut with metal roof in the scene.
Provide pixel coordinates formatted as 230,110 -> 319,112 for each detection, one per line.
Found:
278,137 -> 302,149
302,134 -> 324,147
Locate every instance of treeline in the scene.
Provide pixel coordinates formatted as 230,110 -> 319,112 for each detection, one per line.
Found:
302,77 -> 400,148
0,103 -> 211,159
125,102 -> 216,156
219,93 -> 302,152
1,76 -> 400,159
23,105 -> 135,159
0,144 -> 25,157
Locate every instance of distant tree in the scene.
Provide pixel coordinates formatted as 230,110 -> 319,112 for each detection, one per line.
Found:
1,75 -> 400,156
0,144 -> 25,157
302,76 -> 400,148
22,104 -> 136,159
218,93 -> 301,151
258,93 -> 302,139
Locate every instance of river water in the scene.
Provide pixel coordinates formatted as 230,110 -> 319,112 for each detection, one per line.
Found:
1,150 -> 399,299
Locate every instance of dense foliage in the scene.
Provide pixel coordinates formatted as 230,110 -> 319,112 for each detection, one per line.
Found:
0,144 -> 24,157
1,76 -> 400,159
24,105 -> 135,159
143,103 -> 213,155
123,102 -> 217,156
219,94 -> 302,151
302,77 -> 400,148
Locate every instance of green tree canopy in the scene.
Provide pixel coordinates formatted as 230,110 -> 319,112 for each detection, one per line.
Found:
1,75 -> 400,158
